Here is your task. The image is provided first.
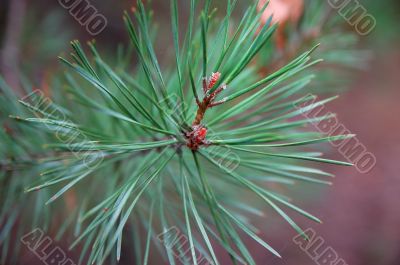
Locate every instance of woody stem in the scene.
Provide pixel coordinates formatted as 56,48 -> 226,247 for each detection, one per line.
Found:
192,100 -> 208,126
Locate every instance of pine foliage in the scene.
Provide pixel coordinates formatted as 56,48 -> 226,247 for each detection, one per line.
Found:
0,1 -> 362,264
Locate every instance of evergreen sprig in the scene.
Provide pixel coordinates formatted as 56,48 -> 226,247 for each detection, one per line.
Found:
0,1 -> 357,264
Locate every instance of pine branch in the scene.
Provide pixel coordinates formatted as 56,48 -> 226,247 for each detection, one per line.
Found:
0,1 -> 363,264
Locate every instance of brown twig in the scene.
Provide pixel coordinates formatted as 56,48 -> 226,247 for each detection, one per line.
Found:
192,73 -> 226,126
186,72 -> 226,150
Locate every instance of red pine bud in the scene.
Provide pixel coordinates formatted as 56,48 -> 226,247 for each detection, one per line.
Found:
198,127 -> 207,139
208,72 -> 221,90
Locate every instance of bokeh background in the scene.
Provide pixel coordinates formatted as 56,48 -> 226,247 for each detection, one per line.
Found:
1,0 -> 399,264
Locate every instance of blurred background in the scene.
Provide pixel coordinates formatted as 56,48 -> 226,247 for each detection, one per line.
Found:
0,0 -> 399,264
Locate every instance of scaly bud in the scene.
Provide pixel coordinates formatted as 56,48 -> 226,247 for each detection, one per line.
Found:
208,72 -> 221,90
198,127 -> 207,140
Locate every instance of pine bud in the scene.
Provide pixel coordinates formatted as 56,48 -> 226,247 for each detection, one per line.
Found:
208,72 -> 221,90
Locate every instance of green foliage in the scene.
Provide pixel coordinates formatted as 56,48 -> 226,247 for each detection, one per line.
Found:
0,1 -> 358,264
